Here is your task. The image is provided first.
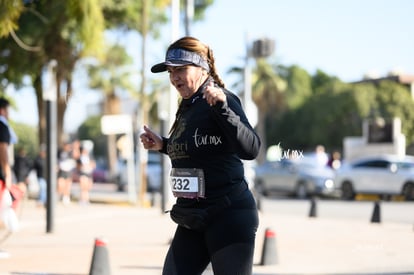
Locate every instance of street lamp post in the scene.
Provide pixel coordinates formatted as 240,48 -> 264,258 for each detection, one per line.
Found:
243,35 -> 257,127
157,0 -> 180,213
157,90 -> 169,213
42,60 -> 57,233
243,36 -> 275,126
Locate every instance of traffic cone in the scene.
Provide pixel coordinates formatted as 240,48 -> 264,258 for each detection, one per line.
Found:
371,201 -> 381,223
309,197 -> 317,218
89,237 -> 111,275
260,227 -> 278,265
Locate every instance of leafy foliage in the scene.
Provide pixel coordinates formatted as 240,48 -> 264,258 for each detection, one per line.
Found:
10,121 -> 38,159
101,0 -> 169,36
77,115 -> 107,159
66,0 -> 105,59
0,0 -> 24,37
87,44 -> 134,98
251,64 -> 414,153
228,58 -> 414,155
280,65 -> 312,110
374,81 -> 414,144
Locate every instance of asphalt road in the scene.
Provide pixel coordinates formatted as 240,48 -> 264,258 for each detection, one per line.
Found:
259,196 -> 414,224
2,184 -> 413,275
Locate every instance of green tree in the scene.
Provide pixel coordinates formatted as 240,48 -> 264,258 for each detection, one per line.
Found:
77,115 -> 107,160
86,44 -> 136,176
373,80 -> 414,145
10,121 -> 38,159
266,65 -> 313,150
311,69 -> 340,94
267,68 -> 377,152
279,65 -> 312,110
0,0 -> 24,37
293,82 -> 372,149
0,0 -> 105,147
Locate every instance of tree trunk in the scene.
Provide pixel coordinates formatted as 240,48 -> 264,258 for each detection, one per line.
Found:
34,75 -> 46,147
137,0 -> 150,204
57,84 -> 69,146
104,93 -> 121,179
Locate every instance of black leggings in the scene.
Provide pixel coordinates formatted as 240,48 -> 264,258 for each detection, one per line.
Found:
162,189 -> 259,275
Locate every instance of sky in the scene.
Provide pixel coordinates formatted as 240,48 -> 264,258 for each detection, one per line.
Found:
8,0 -> 414,132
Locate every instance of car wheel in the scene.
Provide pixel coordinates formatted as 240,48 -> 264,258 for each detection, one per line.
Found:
117,184 -> 125,192
341,182 -> 355,200
295,183 -> 308,199
402,183 -> 414,201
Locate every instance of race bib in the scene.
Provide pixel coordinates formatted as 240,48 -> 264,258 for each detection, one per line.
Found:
170,168 -> 205,199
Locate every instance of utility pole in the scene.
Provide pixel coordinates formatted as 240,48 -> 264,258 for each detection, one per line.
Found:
243,36 -> 275,206
42,60 -> 57,233
184,0 -> 194,36
159,0 -> 181,212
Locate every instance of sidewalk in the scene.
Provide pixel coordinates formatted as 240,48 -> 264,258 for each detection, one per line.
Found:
1,185 -> 414,275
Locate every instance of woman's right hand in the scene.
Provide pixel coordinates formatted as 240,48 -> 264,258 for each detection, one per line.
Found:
140,125 -> 163,151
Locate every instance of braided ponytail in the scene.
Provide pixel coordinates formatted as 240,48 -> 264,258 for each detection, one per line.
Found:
206,46 -> 225,88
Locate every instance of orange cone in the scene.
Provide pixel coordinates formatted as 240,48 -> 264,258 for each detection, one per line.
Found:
260,227 -> 278,265
89,237 -> 111,275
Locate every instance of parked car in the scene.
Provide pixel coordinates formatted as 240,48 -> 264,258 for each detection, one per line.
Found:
334,154 -> 414,200
92,163 -> 110,183
146,151 -> 162,192
116,152 -> 162,192
254,158 -> 336,199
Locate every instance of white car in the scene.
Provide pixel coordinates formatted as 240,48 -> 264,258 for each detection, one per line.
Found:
146,152 -> 162,192
254,158 -> 336,199
334,155 -> 414,200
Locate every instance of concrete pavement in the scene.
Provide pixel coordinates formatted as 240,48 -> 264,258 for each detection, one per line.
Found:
1,183 -> 414,275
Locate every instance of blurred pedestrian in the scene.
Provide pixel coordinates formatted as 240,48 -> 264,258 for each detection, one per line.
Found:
0,98 -> 17,190
33,145 -> 46,207
140,37 -> 261,275
327,150 -> 342,170
71,139 -> 81,163
13,147 -> 32,196
313,144 -> 329,167
57,142 -> 76,205
76,146 -> 95,205
0,97 -> 19,258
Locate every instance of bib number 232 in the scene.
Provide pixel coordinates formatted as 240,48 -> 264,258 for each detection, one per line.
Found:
169,168 -> 205,199
170,177 -> 198,192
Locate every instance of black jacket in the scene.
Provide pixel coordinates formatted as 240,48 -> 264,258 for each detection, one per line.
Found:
160,79 -> 261,198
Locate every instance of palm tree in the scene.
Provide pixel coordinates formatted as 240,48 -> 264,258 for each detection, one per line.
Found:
86,44 -> 135,178
252,59 -> 287,162
229,59 -> 286,163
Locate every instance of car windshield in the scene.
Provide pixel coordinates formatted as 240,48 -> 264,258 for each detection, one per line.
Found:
353,160 -> 388,169
350,157 -> 414,171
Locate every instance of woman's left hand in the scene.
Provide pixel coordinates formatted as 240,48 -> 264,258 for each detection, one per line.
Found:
203,81 -> 226,106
